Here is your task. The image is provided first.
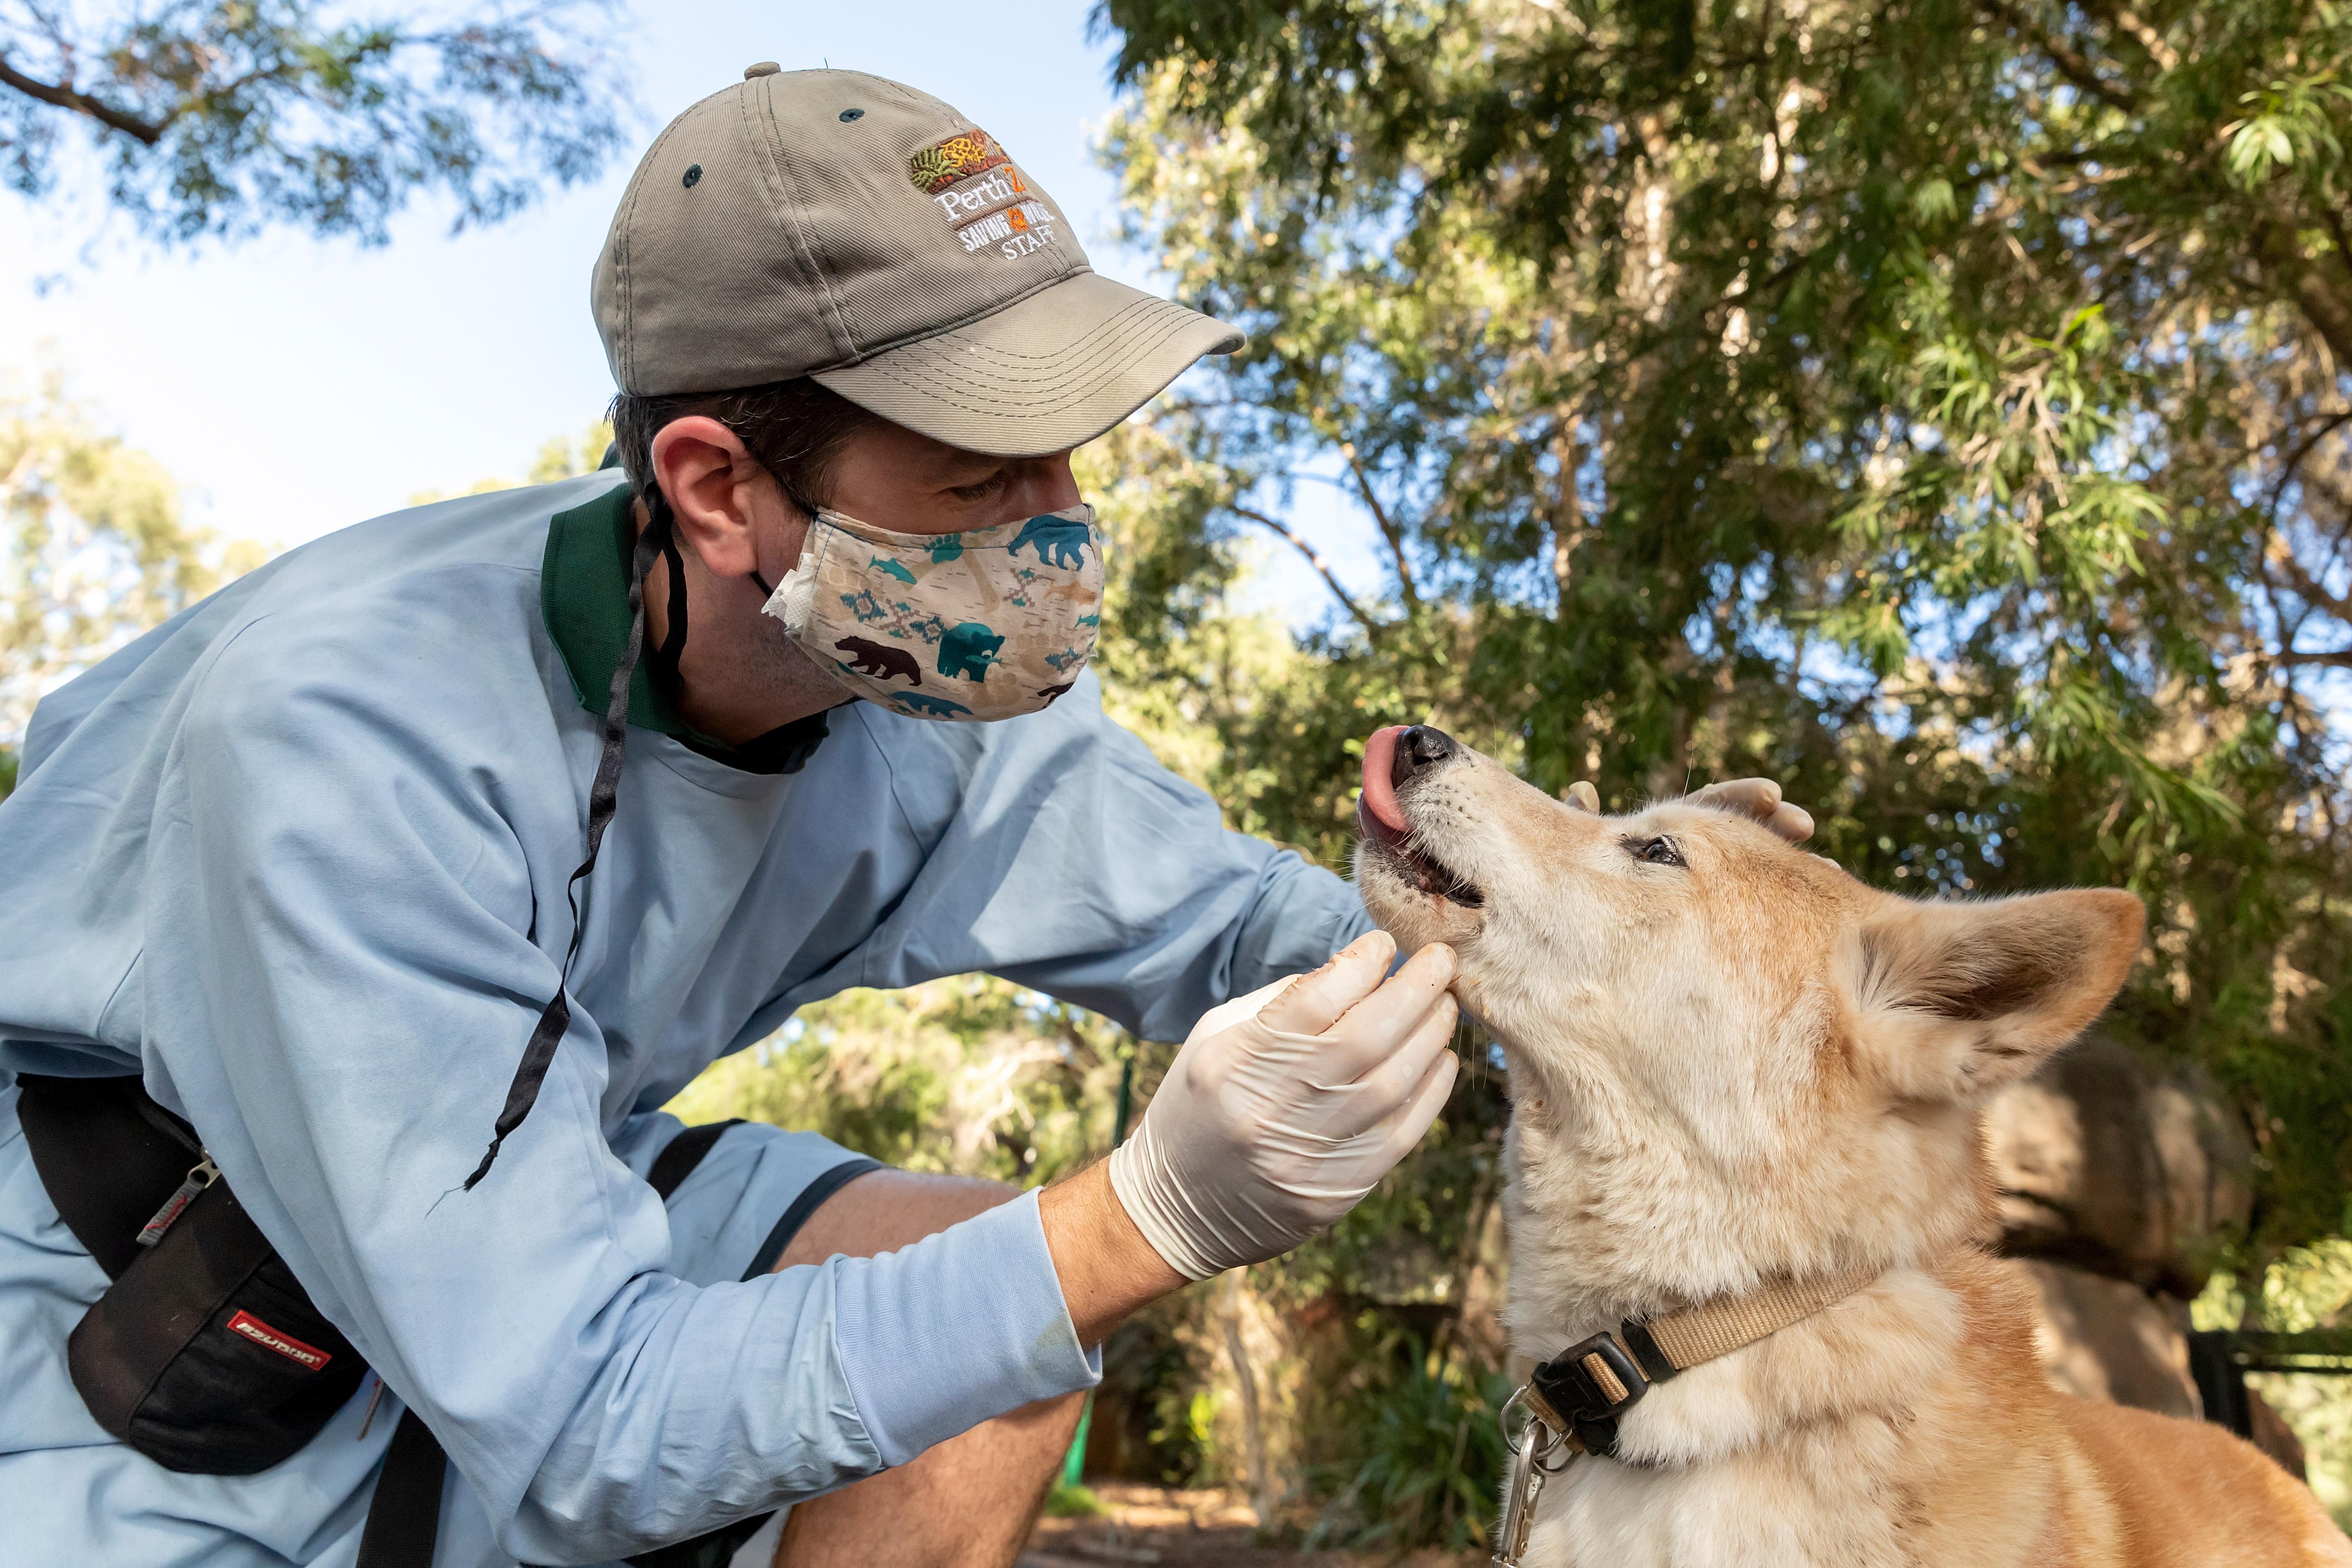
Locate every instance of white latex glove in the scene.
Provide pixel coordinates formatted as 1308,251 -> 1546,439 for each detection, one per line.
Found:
1108,932 -> 1460,1280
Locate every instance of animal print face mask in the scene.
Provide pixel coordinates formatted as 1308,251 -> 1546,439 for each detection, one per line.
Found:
759,503 -> 1104,722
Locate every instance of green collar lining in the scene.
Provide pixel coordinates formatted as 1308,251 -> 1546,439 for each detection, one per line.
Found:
540,483 -> 829,776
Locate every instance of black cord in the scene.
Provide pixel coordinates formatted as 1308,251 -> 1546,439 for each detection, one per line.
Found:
463,508 -> 673,1191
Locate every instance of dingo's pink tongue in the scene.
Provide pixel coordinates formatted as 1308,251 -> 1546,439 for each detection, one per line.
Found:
1359,726 -> 1410,843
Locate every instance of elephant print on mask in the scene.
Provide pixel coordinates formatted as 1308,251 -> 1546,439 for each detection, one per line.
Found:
938,622 -> 1006,681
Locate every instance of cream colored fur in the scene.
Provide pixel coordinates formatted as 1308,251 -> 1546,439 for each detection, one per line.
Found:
1354,740 -> 2348,1568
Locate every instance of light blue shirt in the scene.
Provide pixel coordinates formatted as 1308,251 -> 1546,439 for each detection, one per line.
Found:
0,473 -> 1368,1564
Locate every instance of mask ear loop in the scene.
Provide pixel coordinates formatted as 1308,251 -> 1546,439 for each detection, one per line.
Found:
749,476 -> 822,604
650,519 -> 690,698
464,499 -> 672,1191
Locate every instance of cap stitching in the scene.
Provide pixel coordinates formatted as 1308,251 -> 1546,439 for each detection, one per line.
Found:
614,109 -> 694,391
914,297 -> 1177,370
910,315 -> 1198,402
751,79 -> 857,363
842,299 -> 1211,400
832,311 -> 1204,419
819,259 -> 1095,371
918,298 -> 1214,374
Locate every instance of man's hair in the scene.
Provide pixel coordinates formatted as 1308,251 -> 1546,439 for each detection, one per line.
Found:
607,376 -> 880,522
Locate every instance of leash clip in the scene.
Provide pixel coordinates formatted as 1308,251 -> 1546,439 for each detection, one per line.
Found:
1494,1384 -> 1576,1567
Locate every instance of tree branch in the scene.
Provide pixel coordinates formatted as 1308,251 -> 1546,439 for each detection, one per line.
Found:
0,53 -> 166,144
2268,406 -> 2352,521
1975,0 -> 2137,111
1547,418 -> 1589,603
2276,647 -> 2352,670
1229,504 -> 1380,633
2268,533 -> 2352,620
1339,441 -> 1421,606
2078,0 -> 2179,72
2253,218 -> 2352,373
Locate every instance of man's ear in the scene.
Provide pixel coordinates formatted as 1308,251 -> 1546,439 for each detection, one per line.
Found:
1839,888 -> 2145,1101
649,416 -> 783,579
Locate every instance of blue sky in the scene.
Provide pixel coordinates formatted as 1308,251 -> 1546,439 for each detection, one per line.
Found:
0,0 -> 1375,629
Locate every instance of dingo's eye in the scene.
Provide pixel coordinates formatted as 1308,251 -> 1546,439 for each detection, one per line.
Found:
1627,834 -> 1685,867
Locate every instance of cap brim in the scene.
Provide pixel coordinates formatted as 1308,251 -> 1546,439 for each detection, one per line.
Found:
811,272 -> 1243,458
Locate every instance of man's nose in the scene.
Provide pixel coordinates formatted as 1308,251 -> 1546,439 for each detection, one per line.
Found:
1391,725 -> 1459,788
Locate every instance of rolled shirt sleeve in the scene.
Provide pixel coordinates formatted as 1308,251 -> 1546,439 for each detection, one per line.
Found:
139,627 -> 1096,1563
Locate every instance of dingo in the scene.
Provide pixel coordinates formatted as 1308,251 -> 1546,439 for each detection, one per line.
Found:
1352,724 -> 2345,1567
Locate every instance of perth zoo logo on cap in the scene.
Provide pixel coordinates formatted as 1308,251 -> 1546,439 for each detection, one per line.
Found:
909,129 -> 1061,260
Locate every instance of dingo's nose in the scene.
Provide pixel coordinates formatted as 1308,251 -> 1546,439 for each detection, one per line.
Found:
1393,725 -> 1459,787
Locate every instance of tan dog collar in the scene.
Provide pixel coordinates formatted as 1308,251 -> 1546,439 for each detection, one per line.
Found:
1493,1266 -> 1881,1566
1519,1263 -> 1882,1460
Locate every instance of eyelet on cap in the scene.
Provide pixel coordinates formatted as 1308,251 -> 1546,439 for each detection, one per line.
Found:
839,107 -> 865,122
682,164 -> 702,188
743,61 -> 781,78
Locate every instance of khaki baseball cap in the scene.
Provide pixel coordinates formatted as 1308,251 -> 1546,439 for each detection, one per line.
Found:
591,65 -> 1242,458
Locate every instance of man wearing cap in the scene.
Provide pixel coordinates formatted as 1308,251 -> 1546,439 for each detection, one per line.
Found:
0,66 -> 1808,1568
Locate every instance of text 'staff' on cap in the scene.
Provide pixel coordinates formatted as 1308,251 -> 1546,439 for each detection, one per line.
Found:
591,68 -> 1244,458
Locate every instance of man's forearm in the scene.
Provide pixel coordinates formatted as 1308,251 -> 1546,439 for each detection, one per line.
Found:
1037,1162 -> 1186,1345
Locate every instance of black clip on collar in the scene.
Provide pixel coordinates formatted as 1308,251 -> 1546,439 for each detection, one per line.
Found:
1526,1319 -> 1679,1459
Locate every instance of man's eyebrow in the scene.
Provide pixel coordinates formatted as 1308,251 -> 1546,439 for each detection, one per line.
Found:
914,449 -> 1006,484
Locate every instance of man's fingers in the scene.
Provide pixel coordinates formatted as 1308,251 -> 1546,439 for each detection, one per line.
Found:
1255,929 -> 1399,1036
1687,777 -> 1779,818
1190,974 -> 1302,1041
1315,943 -> 1457,1072
1688,778 -> 1815,844
1373,1048 -> 1459,1165
1325,996 -> 1459,1137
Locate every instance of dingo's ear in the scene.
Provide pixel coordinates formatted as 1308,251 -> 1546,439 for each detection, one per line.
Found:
1841,889 -> 2145,1101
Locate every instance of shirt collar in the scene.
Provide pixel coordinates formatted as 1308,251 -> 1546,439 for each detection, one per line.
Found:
539,481 -> 830,776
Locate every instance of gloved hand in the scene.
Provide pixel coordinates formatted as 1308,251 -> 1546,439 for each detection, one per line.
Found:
1108,932 -> 1459,1281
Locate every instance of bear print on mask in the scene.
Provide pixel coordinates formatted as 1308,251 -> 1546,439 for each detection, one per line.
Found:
1010,514 -> 1091,569
836,636 -> 923,686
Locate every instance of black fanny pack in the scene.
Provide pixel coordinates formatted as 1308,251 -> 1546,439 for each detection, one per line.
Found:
17,1074 -> 369,1473
15,1074 -> 762,1568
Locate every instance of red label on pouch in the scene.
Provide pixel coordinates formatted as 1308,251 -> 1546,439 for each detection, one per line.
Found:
226,1310 -> 332,1370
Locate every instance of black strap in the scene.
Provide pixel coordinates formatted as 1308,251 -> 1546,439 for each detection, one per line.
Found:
652,524 -> 690,700
349,1119 -> 753,1568
464,510 -> 674,1191
742,1158 -> 882,1281
623,1152 -> 883,1568
356,1410 -> 446,1568
647,1120 -> 742,1202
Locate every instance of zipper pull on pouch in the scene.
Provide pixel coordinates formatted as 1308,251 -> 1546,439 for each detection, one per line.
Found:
136,1155 -> 219,1249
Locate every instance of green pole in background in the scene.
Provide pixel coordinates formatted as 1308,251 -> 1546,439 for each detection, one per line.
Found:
1058,1049 -> 1136,1493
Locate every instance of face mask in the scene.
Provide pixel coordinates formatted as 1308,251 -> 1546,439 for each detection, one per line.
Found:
760,503 -> 1104,722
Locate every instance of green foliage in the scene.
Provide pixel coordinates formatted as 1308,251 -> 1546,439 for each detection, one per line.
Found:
1305,1351 -> 1513,1552
1,365 -> 263,746
1094,0 -> 2352,1256
2196,1240 -> 2352,1524
665,976 -> 1129,1188
0,1 -> 629,245
410,418 -> 612,505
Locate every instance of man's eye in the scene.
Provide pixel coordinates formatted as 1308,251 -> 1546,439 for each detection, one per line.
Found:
948,470 -> 1011,502
1627,835 -> 1685,867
